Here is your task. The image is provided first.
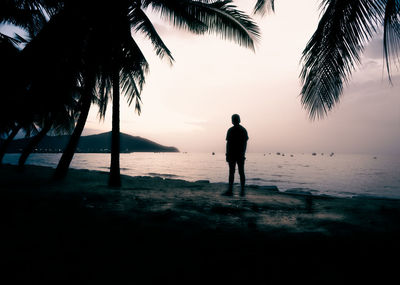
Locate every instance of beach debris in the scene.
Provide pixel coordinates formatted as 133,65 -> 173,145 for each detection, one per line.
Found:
259,185 -> 279,192
330,152 -> 334,157
276,152 -> 281,155
290,154 -> 294,157
285,188 -> 314,196
212,152 -> 215,155
312,152 -> 317,156
195,180 -> 210,184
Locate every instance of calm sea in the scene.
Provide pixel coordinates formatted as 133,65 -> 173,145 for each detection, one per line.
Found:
3,152 -> 400,199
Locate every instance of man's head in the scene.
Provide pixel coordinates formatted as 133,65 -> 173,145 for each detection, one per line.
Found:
231,114 -> 240,126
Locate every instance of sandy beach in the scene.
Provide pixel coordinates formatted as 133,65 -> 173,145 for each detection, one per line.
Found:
1,164 -> 399,284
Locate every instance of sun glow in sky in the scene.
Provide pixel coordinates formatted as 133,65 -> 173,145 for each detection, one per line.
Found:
5,0 -> 399,154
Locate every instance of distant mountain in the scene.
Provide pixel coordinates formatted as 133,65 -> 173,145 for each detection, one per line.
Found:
2,132 -> 179,153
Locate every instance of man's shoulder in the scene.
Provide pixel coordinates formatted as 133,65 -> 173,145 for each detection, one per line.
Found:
239,125 -> 248,139
238,125 -> 248,134
227,126 -> 236,133
227,125 -> 248,134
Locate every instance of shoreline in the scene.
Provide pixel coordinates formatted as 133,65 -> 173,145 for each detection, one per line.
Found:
3,161 -> 399,201
1,164 -> 400,283
3,152 -> 399,200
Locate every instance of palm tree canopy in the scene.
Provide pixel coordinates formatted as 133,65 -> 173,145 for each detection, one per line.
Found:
83,0 -> 261,117
1,0 -> 261,136
2,0 -> 261,123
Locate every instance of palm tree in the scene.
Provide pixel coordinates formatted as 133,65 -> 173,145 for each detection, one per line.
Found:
106,0 -> 260,186
0,33 -> 38,164
0,34 -> 22,163
15,9 -> 85,169
53,0 -> 149,182
0,0 -> 61,164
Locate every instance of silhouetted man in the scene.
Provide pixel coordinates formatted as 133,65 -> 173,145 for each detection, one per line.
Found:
224,114 -> 248,196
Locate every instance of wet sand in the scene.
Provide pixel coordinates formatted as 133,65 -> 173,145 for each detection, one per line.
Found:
1,164 -> 399,284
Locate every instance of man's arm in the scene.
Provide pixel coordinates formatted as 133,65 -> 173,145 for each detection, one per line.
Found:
226,130 -> 230,161
243,128 -> 248,154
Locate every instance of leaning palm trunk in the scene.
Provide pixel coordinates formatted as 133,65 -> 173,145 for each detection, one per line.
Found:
54,90 -> 92,180
0,124 -> 21,165
18,122 -> 52,170
109,63 -> 121,187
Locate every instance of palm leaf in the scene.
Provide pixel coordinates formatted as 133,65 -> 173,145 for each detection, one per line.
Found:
143,0 -> 260,49
383,0 -> 400,82
186,0 -> 260,50
130,6 -> 174,65
120,31 -> 149,115
0,0 -> 51,37
253,0 -> 275,16
142,0 -> 208,33
300,0 -> 386,119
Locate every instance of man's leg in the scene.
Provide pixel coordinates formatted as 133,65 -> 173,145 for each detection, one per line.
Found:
228,161 -> 236,191
238,160 -> 245,195
222,161 -> 236,196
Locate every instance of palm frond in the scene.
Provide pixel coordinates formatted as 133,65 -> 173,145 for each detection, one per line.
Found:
189,0 -> 260,50
300,0 -> 386,119
130,6 -> 174,65
144,0 -> 260,50
1,4 -> 44,37
120,33 -> 149,114
253,0 -> 275,16
383,0 -> 400,82
94,28 -> 149,118
95,73 -> 112,120
142,0 -> 208,33
0,32 -> 24,50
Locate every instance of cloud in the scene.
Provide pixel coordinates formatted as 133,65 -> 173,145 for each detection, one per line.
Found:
363,36 -> 384,60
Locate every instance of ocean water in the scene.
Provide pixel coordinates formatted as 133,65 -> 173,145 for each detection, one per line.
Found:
3,152 -> 400,199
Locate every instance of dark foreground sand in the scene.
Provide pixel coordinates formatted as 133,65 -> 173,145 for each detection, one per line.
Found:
1,164 -> 400,284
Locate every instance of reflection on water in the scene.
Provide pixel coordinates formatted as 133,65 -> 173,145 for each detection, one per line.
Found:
3,152 -> 400,199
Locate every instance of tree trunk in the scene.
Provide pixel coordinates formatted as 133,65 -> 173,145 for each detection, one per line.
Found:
108,64 -> 121,187
18,122 -> 52,170
53,92 -> 92,180
0,124 -> 21,165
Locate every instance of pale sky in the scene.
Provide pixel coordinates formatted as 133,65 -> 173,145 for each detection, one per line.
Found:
4,0 -> 400,154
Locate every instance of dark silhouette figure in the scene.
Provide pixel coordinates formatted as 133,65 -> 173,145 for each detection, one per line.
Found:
223,114 -> 248,196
